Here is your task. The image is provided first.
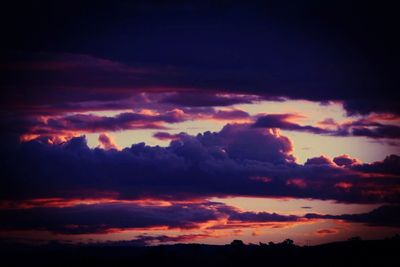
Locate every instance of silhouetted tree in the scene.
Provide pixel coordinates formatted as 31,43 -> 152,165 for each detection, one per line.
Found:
391,234 -> 400,241
278,239 -> 294,247
283,239 -> 294,246
230,240 -> 245,246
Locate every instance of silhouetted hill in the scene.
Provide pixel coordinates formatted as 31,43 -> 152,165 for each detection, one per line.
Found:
1,237 -> 399,267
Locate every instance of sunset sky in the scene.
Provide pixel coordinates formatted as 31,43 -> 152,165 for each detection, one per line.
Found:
1,1 -> 399,246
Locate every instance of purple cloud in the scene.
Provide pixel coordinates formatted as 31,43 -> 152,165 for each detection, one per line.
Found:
153,132 -> 186,141
160,93 -> 260,107
2,51 -> 397,117
333,155 -> 359,166
98,133 -> 118,150
2,124 -> 399,204
305,156 -> 334,166
253,114 -> 329,134
212,109 -> 250,120
253,114 -> 400,140
24,110 -> 188,135
0,201 -> 299,234
305,205 -> 400,227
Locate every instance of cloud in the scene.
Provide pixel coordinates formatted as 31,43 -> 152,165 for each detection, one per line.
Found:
316,228 -> 339,236
333,155 -> 360,166
2,200 -> 398,238
305,205 -> 400,227
254,114 -> 400,140
22,110 -> 188,136
99,234 -> 215,246
351,125 -> 400,139
2,0 -> 399,118
153,132 -> 185,141
350,154 -> 400,175
333,117 -> 400,139
15,109 -> 400,143
305,156 -> 334,166
0,201 -> 299,234
228,211 -> 298,223
253,114 -> 329,134
2,124 -> 399,204
212,109 -> 250,120
160,93 -> 260,107
2,41 -> 397,117
98,133 -> 118,150
198,123 -> 295,163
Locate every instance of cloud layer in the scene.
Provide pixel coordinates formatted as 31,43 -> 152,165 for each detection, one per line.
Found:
2,124 -> 399,204
0,201 -> 300,235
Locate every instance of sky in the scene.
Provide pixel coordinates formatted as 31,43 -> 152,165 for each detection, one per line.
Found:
0,0 -> 399,246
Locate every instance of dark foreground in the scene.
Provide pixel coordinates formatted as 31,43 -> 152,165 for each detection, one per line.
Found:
1,238 -> 399,267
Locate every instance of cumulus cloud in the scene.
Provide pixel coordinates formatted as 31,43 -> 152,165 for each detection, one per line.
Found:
2,124 -> 399,204
350,154 -> 400,175
195,123 -> 295,163
305,156 -> 334,166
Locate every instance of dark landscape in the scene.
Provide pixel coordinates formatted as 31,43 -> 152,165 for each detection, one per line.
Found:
2,237 -> 399,267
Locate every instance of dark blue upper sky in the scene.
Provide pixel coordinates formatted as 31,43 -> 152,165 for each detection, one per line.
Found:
1,0 -> 399,114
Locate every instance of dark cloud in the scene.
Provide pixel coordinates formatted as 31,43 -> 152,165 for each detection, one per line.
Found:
333,155 -> 359,166
333,118 -> 400,139
195,124 -> 295,163
351,125 -> 400,139
254,114 -> 400,140
1,1 -> 398,116
1,200 -> 398,237
23,110 -> 187,135
0,201 -> 299,234
99,234 -> 214,246
228,211 -> 298,223
153,132 -> 185,141
253,114 -> 329,134
305,156 -> 334,166
305,205 -> 400,227
160,93 -> 259,107
350,155 -> 400,175
1,124 -> 399,204
212,109 -> 250,120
